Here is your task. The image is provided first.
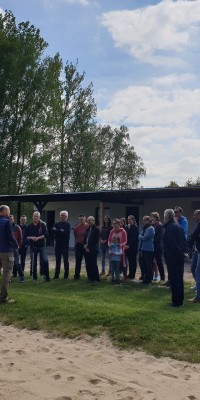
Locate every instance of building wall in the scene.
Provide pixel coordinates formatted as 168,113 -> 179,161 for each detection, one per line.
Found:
43,196 -> 200,247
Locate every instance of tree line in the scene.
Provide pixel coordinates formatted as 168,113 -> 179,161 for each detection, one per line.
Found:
0,10 -> 146,195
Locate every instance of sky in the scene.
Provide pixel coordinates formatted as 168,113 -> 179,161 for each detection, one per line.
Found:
1,0 -> 200,188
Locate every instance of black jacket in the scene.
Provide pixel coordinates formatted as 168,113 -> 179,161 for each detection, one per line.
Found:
163,219 -> 186,261
84,225 -> 100,252
126,224 -> 139,252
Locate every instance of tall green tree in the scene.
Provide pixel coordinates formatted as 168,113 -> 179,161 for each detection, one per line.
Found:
0,10 -> 61,194
49,60 -> 97,192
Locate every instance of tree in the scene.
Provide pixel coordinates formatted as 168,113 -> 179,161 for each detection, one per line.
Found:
0,10 -> 61,194
98,125 -> 146,189
166,181 -> 179,188
185,177 -> 200,187
49,60 -> 97,192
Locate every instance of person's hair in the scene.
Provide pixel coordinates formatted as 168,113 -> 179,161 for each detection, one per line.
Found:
103,215 -> 111,227
150,212 -> 160,221
20,215 -> 27,219
164,209 -> 175,220
87,216 -> 95,222
60,210 -> 68,217
174,206 -> 183,213
143,215 -> 152,223
0,205 -> 9,213
119,217 -> 126,227
128,215 -> 137,224
194,210 -> 200,216
9,214 -> 14,218
33,211 -> 40,218
113,218 -> 120,224
78,214 -> 85,218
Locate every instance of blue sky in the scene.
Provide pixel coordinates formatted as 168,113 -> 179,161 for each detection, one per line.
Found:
1,0 -> 200,188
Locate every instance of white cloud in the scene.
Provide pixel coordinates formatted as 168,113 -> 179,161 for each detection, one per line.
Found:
0,7 -> 4,14
100,0 -> 200,67
98,84 -> 200,126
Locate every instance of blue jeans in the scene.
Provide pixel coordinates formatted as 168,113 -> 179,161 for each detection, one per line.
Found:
195,252 -> 200,298
30,246 -> 49,281
110,260 -> 120,282
100,243 -> 108,272
191,250 -> 198,280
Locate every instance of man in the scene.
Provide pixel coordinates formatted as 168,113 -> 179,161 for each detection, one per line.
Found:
74,214 -> 88,280
52,211 -> 71,279
163,209 -> 186,308
188,210 -> 200,303
25,211 -> 50,282
9,215 -> 24,283
84,216 -> 100,284
174,206 -> 188,238
124,215 -> 139,280
19,215 -> 28,271
0,205 -> 18,303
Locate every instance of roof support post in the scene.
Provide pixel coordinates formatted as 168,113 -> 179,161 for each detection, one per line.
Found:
99,201 -> 104,228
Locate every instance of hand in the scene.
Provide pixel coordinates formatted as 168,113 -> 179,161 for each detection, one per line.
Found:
59,229 -> 64,232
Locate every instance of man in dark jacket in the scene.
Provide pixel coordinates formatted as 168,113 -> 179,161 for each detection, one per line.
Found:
125,215 -> 139,280
0,205 -> 18,303
25,211 -> 50,282
52,210 -> 71,279
163,209 -> 186,308
84,216 -> 100,284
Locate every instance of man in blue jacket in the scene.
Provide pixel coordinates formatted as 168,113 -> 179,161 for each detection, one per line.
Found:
0,205 -> 18,303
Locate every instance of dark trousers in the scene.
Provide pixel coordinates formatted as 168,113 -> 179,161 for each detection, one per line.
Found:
31,246 -> 49,281
166,256 -> 184,306
126,249 -> 138,278
12,249 -> 24,279
74,243 -> 85,279
20,244 -> 28,271
54,243 -> 69,278
154,250 -> 165,280
142,251 -> 154,284
85,250 -> 99,282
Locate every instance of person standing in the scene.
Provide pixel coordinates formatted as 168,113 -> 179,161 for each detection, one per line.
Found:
174,206 -> 188,238
25,211 -> 50,282
188,210 -> 200,303
19,215 -> 28,272
9,215 -> 24,283
74,214 -> 88,280
99,215 -> 112,276
163,209 -> 186,308
52,210 -> 71,279
109,236 -> 122,284
84,216 -> 100,284
0,205 -> 18,303
150,212 -> 165,282
138,216 -> 155,286
108,219 -> 127,277
125,215 -> 139,280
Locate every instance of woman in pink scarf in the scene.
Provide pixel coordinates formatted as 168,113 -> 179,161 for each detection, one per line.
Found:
108,219 -> 127,272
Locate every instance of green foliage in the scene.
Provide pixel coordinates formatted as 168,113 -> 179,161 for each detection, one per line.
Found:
0,275 -> 200,363
0,10 -> 146,194
166,181 -> 179,187
185,177 -> 200,187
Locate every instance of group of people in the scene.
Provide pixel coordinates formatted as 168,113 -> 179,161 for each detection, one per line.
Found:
0,203 -> 200,308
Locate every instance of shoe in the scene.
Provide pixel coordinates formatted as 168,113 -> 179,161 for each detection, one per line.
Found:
0,298 -> 15,304
99,271 -> 105,276
106,272 -> 111,277
45,277 -> 50,282
20,277 -> 24,283
74,276 -> 79,280
189,297 -> 200,303
167,303 -> 183,308
153,275 -> 159,282
160,280 -> 165,284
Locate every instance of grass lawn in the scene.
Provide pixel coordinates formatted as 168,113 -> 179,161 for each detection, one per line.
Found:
0,273 -> 199,363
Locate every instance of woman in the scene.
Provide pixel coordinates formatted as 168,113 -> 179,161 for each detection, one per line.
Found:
108,218 -> 127,278
125,215 -> 139,280
139,216 -> 155,286
99,215 -> 112,275
150,212 -> 165,282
